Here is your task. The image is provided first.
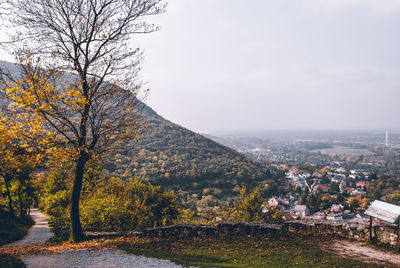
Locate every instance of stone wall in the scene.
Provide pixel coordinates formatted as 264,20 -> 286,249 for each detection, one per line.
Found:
86,220 -> 399,247
284,220 -> 399,246
85,222 -> 282,240
140,222 -> 282,238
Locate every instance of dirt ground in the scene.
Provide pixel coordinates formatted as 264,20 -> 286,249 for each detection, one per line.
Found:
324,239 -> 400,267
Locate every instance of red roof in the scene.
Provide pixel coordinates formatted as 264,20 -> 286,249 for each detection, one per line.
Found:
313,185 -> 328,191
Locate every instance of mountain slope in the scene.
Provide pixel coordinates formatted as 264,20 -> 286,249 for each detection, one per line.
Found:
106,111 -> 272,197
0,60 -> 272,198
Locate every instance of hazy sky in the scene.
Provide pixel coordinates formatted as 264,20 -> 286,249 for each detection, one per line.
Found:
2,0 -> 400,133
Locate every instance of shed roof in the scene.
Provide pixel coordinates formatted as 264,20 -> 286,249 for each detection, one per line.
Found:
365,200 -> 400,224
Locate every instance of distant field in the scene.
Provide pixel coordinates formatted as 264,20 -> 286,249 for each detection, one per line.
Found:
312,146 -> 374,156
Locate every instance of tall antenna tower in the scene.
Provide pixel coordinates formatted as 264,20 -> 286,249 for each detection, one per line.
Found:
385,130 -> 389,147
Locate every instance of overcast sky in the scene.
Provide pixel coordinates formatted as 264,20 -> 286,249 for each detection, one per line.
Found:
2,0 -> 400,133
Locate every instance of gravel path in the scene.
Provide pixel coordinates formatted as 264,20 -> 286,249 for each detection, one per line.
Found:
8,209 -> 185,267
23,249 -> 184,268
10,209 -> 53,246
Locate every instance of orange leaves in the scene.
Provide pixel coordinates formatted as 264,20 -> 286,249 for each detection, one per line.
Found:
0,55 -> 144,172
0,123 -> 42,173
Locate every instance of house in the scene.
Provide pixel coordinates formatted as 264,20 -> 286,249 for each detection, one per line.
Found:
268,197 -> 279,207
290,205 -> 310,218
349,174 -> 359,180
331,204 -> 344,213
312,178 -> 322,184
347,188 -> 356,195
333,174 -> 346,183
326,213 -> 343,221
286,172 -> 296,179
279,164 -> 288,170
356,181 -> 367,191
313,184 -> 328,192
313,172 -> 323,178
350,169 -> 366,175
336,167 -> 346,173
267,197 -> 290,208
313,212 -> 326,220
351,189 -> 366,196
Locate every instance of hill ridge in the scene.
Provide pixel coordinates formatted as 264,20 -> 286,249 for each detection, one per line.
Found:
0,60 -> 272,199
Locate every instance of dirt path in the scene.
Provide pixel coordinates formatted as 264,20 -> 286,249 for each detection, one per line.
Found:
5,209 -> 184,267
10,209 -> 53,246
326,239 -> 400,267
23,249 -> 183,268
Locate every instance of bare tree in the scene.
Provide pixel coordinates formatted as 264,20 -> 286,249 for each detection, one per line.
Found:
1,0 -> 166,242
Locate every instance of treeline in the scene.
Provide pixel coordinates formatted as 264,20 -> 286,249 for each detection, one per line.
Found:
367,176 -> 400,205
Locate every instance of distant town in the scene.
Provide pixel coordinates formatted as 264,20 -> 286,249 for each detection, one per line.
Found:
209,130 -> 400,222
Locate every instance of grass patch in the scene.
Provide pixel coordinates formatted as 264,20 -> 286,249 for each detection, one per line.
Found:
0,253 -> 25,268
0,209 -> 33,246
116,233 -> 382,267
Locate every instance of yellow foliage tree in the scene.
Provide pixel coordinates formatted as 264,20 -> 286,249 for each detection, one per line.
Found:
1,0 -> 165,242
361,197 -> 370,209
348,196 -> 360,211
0,124 -> 43,216
226,187 -> 264,222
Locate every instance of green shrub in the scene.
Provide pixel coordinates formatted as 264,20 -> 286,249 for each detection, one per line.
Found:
226,187 -> 264,222
37,169 -> 70,218
80,196 -> 133,231
0,208 -> 33,246
42,190 -> 69,217
48,216 -> 70,242
47,177 -> 181,237
225,187 -> 284,224
0,253 -> 25,268
79,178 -> 180,231
261,206 -> 284,224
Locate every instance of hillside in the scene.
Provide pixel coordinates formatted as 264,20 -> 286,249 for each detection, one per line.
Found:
105,109 -> 273,198
0,60 -> 273,199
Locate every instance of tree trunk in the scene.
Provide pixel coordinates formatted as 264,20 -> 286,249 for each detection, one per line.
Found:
17,184 -> 24,217
3,175 -> 14,216
70,154 -> 87,242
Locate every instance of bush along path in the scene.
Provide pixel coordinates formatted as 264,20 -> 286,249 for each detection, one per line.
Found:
2,209 -> 185,268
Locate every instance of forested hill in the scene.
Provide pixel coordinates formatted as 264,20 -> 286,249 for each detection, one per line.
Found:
105,109 -> 273,197
0,60 -> 272,197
